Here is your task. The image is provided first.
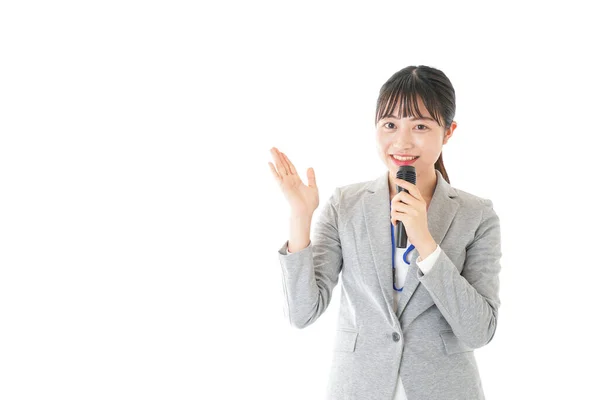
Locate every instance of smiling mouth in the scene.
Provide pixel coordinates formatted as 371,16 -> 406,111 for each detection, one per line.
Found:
391,155 -> 418,161
390,155 -> 419,165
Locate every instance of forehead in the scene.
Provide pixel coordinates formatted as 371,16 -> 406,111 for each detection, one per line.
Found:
383,113 -> 437,122
386,96 -> 432,119
378,93 -> 442,126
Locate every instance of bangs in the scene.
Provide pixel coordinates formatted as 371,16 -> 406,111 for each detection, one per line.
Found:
375,80 -> 445,127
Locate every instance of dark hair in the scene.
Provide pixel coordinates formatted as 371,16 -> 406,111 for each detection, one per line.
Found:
375,65 -> 456,184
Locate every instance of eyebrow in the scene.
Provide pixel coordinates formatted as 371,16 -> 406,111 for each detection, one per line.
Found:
383,115 -> 437,122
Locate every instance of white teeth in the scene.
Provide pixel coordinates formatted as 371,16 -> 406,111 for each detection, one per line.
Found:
392,155 -> 417,161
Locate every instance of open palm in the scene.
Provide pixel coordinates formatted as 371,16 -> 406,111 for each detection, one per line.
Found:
269,147 -> 319,216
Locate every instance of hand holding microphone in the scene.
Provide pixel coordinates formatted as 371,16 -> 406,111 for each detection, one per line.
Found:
391,166 -> 432,249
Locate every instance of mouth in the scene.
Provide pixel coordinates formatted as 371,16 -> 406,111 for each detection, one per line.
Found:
390,155 -> 419,166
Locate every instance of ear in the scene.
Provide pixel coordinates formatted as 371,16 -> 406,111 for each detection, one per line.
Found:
442,121 -> 457,145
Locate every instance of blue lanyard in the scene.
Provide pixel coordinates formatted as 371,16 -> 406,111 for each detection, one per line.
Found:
390,201 -> 414,292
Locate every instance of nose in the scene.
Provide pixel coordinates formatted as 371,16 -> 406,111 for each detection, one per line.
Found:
391,126 -> 414,149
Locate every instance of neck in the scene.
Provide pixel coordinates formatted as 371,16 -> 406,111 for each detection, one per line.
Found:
389,169 -> 437,207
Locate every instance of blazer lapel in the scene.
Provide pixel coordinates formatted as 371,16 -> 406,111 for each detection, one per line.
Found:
363,169 -> 459,328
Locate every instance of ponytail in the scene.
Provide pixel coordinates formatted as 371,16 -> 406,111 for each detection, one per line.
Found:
435,152 -> 450,185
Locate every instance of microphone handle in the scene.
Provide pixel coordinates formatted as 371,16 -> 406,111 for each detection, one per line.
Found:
395,183 -> 408,248
396,220 -> 407,248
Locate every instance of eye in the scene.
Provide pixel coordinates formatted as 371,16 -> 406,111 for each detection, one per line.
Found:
415,124 -> 429,131
383,122 -> 395,129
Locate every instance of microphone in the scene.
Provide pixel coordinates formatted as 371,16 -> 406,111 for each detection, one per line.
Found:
395,165 -> 416,248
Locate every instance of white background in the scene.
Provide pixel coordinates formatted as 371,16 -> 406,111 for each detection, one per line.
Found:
1,0 -> 599,399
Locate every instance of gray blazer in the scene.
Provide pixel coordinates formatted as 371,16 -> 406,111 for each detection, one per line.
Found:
277,169 -> 502,400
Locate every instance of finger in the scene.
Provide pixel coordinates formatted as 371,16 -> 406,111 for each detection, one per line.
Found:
279,150 -> 292,175
307,167 -> 316,188
391,202 -> 409,214
391,202 -> 417,217
393,191 -> 419,207
270,148 -> 285,175
282,153 -> 297,175
390,212 -> 405,226
271,147 -> 289,175
268,161 -> 281,181
394,178 -> 422,199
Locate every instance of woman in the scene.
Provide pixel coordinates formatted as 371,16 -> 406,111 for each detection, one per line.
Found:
268,65 -> 502,400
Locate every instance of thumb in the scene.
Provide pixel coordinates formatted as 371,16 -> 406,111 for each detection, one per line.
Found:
306,167 -> 316,188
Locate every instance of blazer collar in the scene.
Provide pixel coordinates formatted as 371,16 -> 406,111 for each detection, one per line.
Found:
362,169 -> 459,327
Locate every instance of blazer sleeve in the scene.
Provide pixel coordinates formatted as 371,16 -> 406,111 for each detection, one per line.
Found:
277,187 -> 342,329
416,198 -> 502,349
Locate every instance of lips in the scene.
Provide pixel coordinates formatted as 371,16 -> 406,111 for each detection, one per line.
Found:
390,155 -> 419,166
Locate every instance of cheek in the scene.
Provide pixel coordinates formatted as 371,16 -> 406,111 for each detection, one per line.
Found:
417,136 -> 442,152
420,146 -> 443,163
375,133 -> 392,150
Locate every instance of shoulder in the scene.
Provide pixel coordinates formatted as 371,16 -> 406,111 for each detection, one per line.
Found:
333,178 -> 376,208
452,187 -> 499,232
338,178 -> 375,197
453,187 -> 494,210
319,178 -> 379,224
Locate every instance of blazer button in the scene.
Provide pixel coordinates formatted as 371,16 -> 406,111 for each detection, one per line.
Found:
392,332 -> 400,342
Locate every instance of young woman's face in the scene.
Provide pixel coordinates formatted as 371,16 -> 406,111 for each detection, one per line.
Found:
375,95 -> 454,177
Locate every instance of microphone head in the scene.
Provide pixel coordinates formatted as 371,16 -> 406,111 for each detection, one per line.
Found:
396,165 -> 416,185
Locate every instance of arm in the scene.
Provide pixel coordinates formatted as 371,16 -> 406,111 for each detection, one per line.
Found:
417,199 -> 502,348
277,188 -> 343,329
287,213 -> 312,253
416,244 -> 441,274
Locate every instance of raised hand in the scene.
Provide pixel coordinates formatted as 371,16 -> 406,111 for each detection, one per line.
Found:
269,147 -> 319,217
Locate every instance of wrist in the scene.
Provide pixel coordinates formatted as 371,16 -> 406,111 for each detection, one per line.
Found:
416,235 -> 437,261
